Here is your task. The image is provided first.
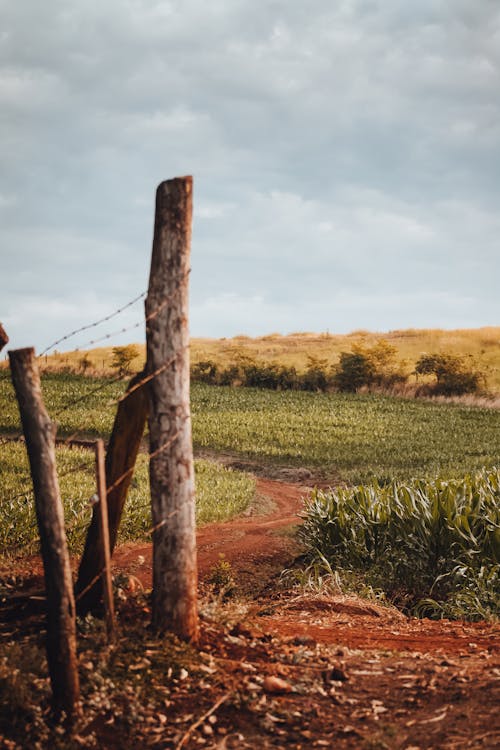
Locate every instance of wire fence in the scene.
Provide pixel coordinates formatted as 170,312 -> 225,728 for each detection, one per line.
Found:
37,270 -> 189,357
39,291 -> 147,356
2,278 -> 192,556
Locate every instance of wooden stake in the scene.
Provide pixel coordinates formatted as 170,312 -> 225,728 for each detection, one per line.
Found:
75,369 -> 148,614
146,177 -> 198,641
9,347 -> 80,721
0,323 -> 8,352
95,438 -> 116,642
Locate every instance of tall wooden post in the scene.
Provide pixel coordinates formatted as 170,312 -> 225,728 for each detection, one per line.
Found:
146,177 -> 198,641
95,439 -> 116,642
0,323 -> 8,352
9,348 -> 80,720
75,370 -> 148,614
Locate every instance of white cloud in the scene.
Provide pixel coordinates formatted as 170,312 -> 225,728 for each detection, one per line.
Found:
1,0 -> 499,349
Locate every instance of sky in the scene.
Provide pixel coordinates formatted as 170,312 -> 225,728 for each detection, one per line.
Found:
1,0 -> 499,354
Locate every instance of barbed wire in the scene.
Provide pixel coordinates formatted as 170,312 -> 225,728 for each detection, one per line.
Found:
38,270 -> 190,359
66,270 -> 190,354
8,423 -> 187,568
39,291 -> 147,356
73,319 -> 144,350
3,274 -> 193,553
52,374 -> 125,418
3,365 -> 191,543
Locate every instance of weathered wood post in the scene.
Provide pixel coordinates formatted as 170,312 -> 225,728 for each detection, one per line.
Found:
75,370 -> 148,614
146,177 -> 198,641
0,323 -> 8,352
9,347 -> 80,721
94,438 -> 116,642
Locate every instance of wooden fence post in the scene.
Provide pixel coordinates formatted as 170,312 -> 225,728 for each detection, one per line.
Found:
9,347 -> 80,721
146,177 -> 198,641
95,439 -> 116,642
75,369 -> 148,614
0,324 -> 8,352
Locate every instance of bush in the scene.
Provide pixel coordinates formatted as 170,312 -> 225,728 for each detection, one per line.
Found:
333,340 -> 406,392
111,345 -> 140,375
415,353 -> 484,396
300,356 -> 329,392
191,360 -> 218,384
333,351 -> 375,392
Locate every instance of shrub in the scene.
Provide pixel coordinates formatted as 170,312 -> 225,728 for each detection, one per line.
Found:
299,356 -> 329,392
191,360 -> 218,384
333,351 -> 375,392
79,355 -> 92,373
415,353 -> 484,396
111,345 -> 140,375
333,340 -> 406,392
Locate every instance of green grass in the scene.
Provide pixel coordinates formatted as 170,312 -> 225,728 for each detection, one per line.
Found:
0,442 -> 255,555
1,372 -> 499,484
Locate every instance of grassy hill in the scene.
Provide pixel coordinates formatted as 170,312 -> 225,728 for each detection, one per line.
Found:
25,326 -> 500,391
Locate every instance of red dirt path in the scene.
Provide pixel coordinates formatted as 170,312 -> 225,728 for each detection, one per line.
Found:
112,477 -> 499,659
114,477 -> 305,592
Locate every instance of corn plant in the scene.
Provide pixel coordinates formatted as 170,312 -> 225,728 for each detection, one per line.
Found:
299,468 -> 500,619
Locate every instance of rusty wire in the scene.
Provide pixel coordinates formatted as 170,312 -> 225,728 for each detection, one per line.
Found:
39,291 -> 147,356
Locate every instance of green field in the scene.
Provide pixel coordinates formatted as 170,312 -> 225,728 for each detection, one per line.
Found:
1,372 -> 499,485
0,441 -> 255,555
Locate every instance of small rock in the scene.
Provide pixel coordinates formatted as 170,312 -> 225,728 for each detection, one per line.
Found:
263,675 -> 293,694
322,666 -> 348,683
230,623 -> 254,639
292,635 -> 316,646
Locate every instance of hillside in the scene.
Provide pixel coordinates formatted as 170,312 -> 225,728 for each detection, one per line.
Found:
27,326 -> 500,391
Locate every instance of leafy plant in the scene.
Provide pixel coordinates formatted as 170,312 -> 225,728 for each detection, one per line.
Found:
111,345 -> 140,375
299,468 -> 500,619
415,353 -> 484,396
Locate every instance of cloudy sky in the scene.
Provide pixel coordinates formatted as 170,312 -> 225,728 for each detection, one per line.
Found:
1,0 -> 499,353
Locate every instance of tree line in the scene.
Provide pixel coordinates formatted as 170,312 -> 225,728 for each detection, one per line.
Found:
190,340 -> 486,397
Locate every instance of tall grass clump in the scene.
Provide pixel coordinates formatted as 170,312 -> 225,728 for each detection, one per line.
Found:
299,468 -> 500,620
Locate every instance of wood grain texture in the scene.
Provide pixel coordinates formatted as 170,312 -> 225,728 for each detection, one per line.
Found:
146,177 -> 198,641
9,347 -> 80,720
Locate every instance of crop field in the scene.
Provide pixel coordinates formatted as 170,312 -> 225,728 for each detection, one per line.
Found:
300,468 -> 500,620
1,372 -> 499,485
0,442 -> 255,556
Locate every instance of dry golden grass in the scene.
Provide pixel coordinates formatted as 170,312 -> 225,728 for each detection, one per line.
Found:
3,326 -> 498,391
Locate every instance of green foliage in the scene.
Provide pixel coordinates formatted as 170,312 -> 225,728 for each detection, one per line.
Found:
415,353 -> 484,396
207,554 -> 235,595
189,339 -> 408,394
191,359 -> 218,383
0,443 -> 255,555
333,340 -> 405,392
1,373 -> 499,485
111,344 -> 140,375
299,469 -> 500,619
333,350 -> 376,392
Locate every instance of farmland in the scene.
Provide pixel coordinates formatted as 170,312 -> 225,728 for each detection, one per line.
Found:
1,365 -> 499,748
1,372 -> 499,485
0,441 -> 255,556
